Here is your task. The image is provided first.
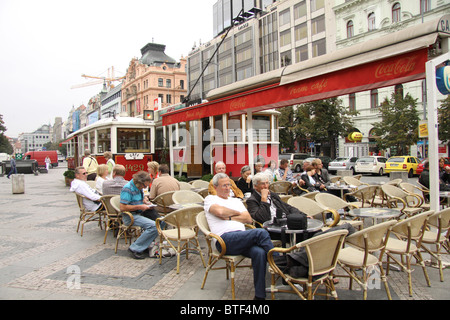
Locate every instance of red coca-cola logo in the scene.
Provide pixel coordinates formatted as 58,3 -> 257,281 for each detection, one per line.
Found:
374,56 -> 417,79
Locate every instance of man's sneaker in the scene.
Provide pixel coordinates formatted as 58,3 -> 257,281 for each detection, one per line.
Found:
128,248 -> 145,260
149,245 -> 159,258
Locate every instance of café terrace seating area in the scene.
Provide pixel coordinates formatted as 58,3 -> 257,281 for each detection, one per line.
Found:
73,174 -> 450,300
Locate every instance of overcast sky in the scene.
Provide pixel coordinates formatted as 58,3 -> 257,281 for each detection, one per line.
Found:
0,0 -> 215,138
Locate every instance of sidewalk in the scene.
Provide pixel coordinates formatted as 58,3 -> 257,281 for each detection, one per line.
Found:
0,165 -> 448,301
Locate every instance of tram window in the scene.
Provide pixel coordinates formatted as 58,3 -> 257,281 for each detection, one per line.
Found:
249,115 -> 271,142
213,115 -> 224,142
89,131 -> 95,154
97,129 -> 111,154
155,127 -> 164,149
117,128 -> 150,153
227,115 -> 242,142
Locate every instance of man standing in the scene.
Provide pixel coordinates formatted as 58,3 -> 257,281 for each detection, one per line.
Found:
7,154 -> 17,179
120,171 -> 160,259
102,165 -> 128,195
208,161 -> 244,199
82,149 -> 98,181
70,166 -> 102,212
204,173 -> 275,300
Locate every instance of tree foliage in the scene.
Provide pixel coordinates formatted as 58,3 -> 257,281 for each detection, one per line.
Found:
438,95 -> 450,144
293,98 -> 358,157
371,92 -> 419,155
278,106 -> 296,152
0,114 -> 13,154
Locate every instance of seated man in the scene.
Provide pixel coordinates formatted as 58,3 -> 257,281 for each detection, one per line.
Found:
246,173 -> 306,227
278,159 -> 297,184
208,161 -> 244,199
102,164 -> 128,195
149,164 -> 180,200
204,173 -> 276,300
419,160 -> 450,191
120,171 -> 161,259
311,158 -> 331,184
70,166 -> 102,211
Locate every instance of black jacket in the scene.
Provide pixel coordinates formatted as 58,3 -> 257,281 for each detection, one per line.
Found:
246,190 -> 304,225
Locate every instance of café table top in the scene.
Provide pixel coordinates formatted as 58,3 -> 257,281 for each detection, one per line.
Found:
348,207 -> 401,220
263,218 -> 324,234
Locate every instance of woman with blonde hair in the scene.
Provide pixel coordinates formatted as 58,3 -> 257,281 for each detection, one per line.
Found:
95,164 -> 110,193
147,161 -> 160,190
104,151 -> 115,179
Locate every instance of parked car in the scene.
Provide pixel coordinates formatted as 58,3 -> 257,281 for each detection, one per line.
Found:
304,156 -> 332,170
355,156 -> 388,176
385,156 -> 420,178
278,153 -> 309,172
417,157 -> 450,175
328,157 -> 359,174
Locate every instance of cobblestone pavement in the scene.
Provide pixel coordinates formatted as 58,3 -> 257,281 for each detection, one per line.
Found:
0,165 -> 449,301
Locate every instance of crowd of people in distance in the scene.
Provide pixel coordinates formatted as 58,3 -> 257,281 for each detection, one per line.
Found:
69,151 -> 345,300
418,157 -> 450,191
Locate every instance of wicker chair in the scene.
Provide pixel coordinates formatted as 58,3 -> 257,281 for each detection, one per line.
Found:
342,176 -> 369,189
267,229 -> 348,300
172,190 -> 204,204
100,195 -> 121,244
191,180 -> 210,189
420,208 -> 450,282
330,176 -> 342,183
337,220 -> 398,300
155,206 -> 206,274
385,178 -> 403,186
399,182 -> 430,210
151,191 -> 176,215
196,188 -> 209,198
384,210 -> 434,296
178,181 -> 194,190
74,192 -> 105,237
288,196 -> 340,228
196,211 -> 254,300
300,191 -> 320,200
343,185 -> 381,208
381,184 -> 423,218
269,181 -> 293,195
110,196 -> 142,254
315,193 -> 363,229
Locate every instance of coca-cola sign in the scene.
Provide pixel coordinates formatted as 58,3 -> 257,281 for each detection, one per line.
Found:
374,57 -> 418,79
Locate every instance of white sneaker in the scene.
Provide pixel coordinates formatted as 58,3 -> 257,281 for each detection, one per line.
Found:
149,245 -> 159,258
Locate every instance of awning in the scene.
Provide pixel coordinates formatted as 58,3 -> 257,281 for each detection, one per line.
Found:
161,16 -> 444,126
59,137 -> 74,147
162,47 -> 428,125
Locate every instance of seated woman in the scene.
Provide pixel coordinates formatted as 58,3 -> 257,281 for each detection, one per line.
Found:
95,164 -> 110,194
236,165 -> 253,196
300,165 -> 326,192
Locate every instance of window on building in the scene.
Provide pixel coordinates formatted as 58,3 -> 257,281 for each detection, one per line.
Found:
295,45 -> 308,63
392,3 -> 401,23
347,20 -> 354,38
312,39 -> 326,57
280,29 -> 291,47
294,1 -> 307,20
368,13 -> 376,31
279,8 -> 290,27
370,89 -> 378,109
166,94 -> 172,104
349,93 -> 356,112
395,84 -> 404,98
180,80 -> 184,89
158,78 -> 164,87
311,15 -> 325,35
166,79 -> 171,88
281,50 -> 292,67
311,0 -> 325,12
420,0 -> 431,14
158,94 -> 164,103
294,23 -> 308,42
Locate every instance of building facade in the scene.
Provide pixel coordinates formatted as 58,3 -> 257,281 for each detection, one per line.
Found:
121,43 -> 187,117
333,0 -> 450,158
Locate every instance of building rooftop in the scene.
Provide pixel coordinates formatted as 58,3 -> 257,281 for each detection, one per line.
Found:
139,43 -> 177,67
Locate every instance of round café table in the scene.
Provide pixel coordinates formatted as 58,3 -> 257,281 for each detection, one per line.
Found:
263,218 -> 324,247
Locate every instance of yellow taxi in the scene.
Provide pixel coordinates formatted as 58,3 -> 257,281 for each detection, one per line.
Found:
385,156 -> 420,178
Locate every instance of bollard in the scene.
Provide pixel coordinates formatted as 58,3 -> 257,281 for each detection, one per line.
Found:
389,171 -> 408,182
11,174 -> 25,194
337,169 -> 353,177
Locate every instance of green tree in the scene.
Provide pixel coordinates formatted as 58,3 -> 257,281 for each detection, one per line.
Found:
438,95 -> 450,146
372,92 -> 419,156
0,114 -> 13,154
293,98 -> 358,158
278,106 -> 295,152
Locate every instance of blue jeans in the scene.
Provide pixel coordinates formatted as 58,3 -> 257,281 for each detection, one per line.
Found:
216,228 -> 274,299
7,166 -> 17,178
122,214 -> 158,253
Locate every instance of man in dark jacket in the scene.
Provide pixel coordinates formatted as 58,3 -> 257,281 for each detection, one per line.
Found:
246,172 -> 306,226
419,160 -> 450,191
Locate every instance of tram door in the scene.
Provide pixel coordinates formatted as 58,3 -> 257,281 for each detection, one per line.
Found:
186,120 -> 203,178
202,118 -> 211,176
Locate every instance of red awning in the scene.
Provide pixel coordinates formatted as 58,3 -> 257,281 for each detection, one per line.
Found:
162,48 -> 428,126
59,136 -> 74,147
